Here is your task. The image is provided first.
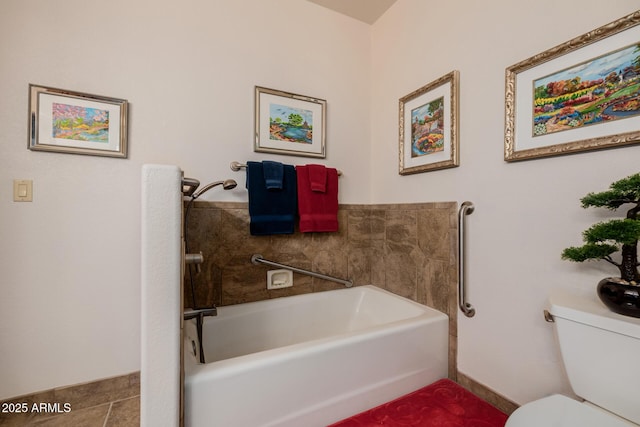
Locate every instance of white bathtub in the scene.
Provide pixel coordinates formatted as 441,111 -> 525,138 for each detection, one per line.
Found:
183,285 -> 449,427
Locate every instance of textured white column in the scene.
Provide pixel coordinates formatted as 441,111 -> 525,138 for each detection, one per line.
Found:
141,164 -> 182,427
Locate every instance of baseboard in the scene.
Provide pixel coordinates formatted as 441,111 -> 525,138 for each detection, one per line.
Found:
0,371 -> 140,420
456,372 -> 519,415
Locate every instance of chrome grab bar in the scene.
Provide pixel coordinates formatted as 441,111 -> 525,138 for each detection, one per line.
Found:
251,254 -> 353,288
458,201 -> 476,318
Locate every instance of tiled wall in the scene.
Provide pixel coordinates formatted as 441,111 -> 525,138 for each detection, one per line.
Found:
184,201 -> 459,377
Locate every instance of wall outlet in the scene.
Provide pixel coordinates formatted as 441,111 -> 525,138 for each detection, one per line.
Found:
267,269 -> 293,289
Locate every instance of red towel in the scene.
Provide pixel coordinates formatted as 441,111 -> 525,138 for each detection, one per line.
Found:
296,165 -> 339,232
307,164 -> 327,192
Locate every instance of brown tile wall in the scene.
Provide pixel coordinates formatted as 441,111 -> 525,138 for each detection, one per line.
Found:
184,201 -> 460,378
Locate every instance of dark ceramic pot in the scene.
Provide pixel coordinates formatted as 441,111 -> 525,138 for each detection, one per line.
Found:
597,278 -> 640,318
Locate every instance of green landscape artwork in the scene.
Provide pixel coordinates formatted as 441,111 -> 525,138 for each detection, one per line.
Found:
269,103 -> 313,144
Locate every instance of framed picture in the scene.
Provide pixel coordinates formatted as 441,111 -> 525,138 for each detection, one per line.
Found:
505,11 -> 640,162
255,86 -> 326,158
28,84 -> 128,158
399,70 -> 460,175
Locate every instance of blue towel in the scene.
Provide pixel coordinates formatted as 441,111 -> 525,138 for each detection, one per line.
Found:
263,160 -> 283,190
246,161 -> 297,235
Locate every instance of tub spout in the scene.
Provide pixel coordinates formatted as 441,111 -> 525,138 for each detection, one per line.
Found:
184,307 -> 217,320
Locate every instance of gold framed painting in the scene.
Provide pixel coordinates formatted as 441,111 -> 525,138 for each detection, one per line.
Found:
505,11 -> 640,162
399,71 -> 460,175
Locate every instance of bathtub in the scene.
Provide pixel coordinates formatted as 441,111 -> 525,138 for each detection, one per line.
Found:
183,285 -> 449,427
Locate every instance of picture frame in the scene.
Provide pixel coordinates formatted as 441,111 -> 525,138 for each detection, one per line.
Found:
28,84 -> 128,158
255,86 -> 326,158
504,11 -> 640,162
399,70 -> 460,175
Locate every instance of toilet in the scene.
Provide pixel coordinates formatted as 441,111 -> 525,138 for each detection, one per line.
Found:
506,289 -> 640,427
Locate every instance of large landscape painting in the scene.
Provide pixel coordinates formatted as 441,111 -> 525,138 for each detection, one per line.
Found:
533,43 -> 640,137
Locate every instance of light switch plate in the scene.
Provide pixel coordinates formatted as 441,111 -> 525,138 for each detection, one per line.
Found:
13,180 -> 33,202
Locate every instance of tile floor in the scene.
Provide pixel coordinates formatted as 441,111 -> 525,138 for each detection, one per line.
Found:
0,373 -> 139,427
1,373 -> 515,426
0,395 -> 139,427
6,396 -> 139,427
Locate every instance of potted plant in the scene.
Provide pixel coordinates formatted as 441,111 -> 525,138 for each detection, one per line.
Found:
561,172 -> 640,318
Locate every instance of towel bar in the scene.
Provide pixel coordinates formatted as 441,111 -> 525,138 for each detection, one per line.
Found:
231,161 -> 342,176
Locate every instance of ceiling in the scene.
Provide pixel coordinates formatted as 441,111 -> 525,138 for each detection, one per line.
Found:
307,0 -> 397,24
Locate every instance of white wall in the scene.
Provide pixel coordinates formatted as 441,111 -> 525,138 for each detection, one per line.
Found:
371,1 -> 640,404
0,0 -> 371,400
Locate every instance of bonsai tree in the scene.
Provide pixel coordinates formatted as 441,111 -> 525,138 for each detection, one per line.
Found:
561,172 -> 640,285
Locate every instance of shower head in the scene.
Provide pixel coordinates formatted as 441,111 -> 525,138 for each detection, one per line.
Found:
191,179 -> 237,199
222,179 -> 238,190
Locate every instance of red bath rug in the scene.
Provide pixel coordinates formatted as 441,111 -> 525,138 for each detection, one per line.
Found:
328,379 -> 508,427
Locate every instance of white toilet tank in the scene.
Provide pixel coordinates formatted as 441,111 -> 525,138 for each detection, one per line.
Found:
549,290 -> 640,424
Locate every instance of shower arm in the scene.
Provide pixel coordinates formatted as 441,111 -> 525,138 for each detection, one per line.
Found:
251,254 -> 353,288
